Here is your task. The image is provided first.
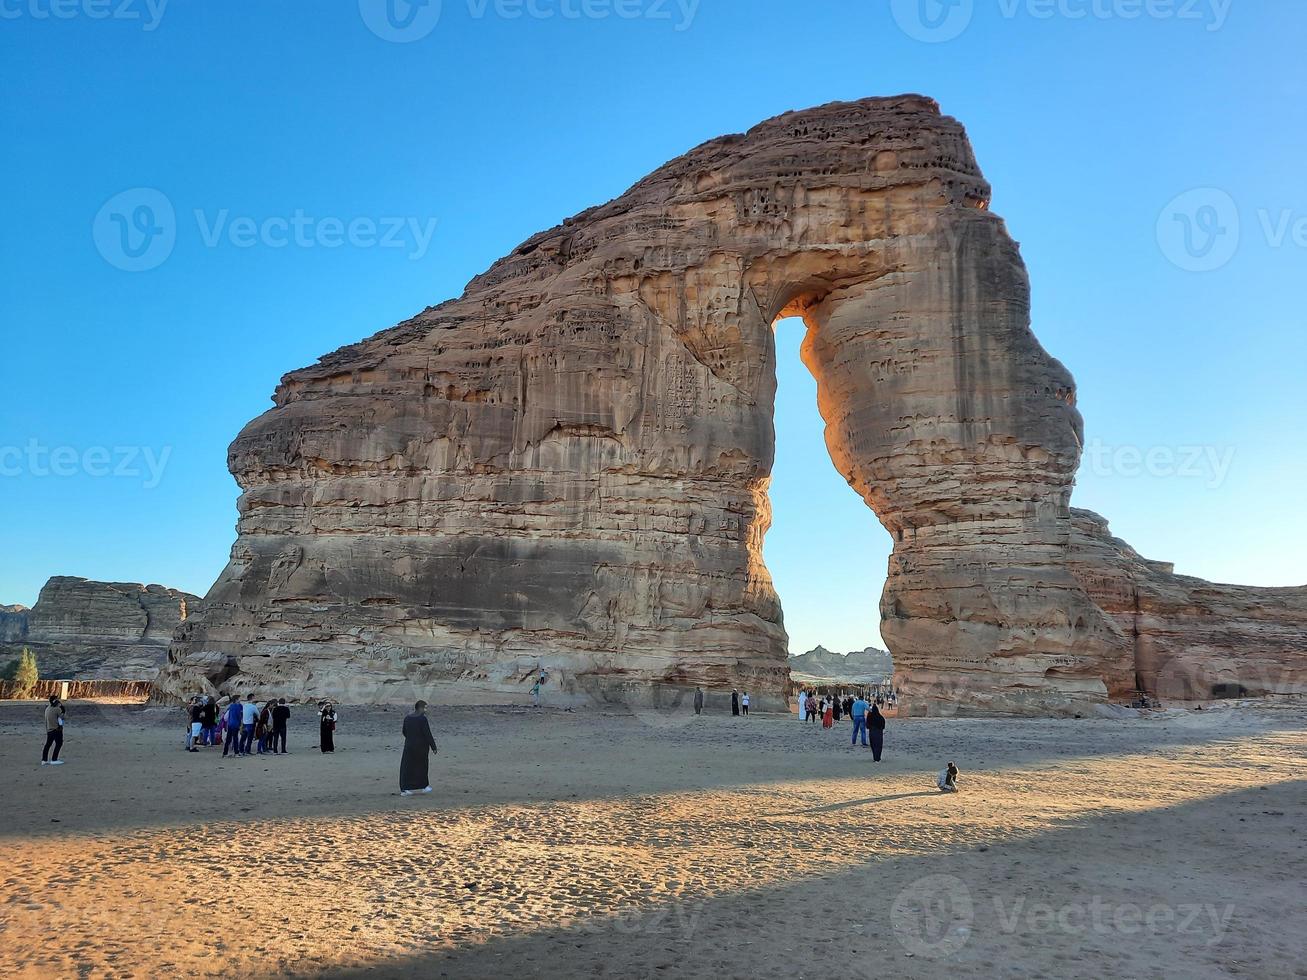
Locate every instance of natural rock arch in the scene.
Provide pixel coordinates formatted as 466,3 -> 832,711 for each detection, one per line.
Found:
158,96 -> 1306,711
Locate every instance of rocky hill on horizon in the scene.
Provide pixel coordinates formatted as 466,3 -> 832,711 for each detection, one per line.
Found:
788,644 -> 893,684
1,576 -> 199,680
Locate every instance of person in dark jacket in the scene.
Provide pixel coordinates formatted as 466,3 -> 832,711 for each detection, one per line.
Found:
730,689 -> 740,716
868,704 -> 887,762
693,687 -> 704,715
271,698 -> 290,754
400,700 -> 438,795
201,697 -> 218,745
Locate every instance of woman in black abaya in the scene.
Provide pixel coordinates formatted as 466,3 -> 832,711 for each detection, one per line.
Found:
319,701 -> 337,753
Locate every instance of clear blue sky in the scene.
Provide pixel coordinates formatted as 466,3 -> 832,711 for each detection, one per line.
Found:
2,1 -> 1303,658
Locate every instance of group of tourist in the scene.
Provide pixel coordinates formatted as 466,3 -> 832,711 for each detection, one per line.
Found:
797,689 -> 890,760
38,686 -> 958,794
685,688 -> 752,715
181,695 -> 339,757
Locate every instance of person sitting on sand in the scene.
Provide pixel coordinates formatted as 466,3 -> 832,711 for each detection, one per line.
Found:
937,761 -> 959,793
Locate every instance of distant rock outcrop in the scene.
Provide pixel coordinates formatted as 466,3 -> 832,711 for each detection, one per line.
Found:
0,604 -> 29,645
0,577 -> 199,680
789,645 -> 893,685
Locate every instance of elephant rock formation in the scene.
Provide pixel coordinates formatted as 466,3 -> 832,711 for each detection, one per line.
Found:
157,96 -> 1307,712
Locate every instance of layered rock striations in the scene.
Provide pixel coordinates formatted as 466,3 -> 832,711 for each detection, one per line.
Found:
2,577 -> 198,679
157,95 -> 1306,710
1068,510 -> 1307,701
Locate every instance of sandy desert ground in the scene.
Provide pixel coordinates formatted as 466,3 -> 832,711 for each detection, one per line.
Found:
1,699 -> 1304,979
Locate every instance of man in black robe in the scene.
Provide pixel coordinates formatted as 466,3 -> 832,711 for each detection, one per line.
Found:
400,700 -> 438,796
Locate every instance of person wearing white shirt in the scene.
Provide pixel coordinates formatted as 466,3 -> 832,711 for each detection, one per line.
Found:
239,698 -> 259,755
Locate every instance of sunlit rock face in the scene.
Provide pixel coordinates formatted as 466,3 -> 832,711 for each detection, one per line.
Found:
157,95 -> 1305,711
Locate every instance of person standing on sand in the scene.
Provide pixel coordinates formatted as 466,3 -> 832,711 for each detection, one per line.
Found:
741,691 -> 750,716
271,698 -> 290,754
822,698 -> 834,729
40,695 -> 66,766
530,678 -> 543,708
797,689 -> 807,721
222,696 -> 244,758
693,687 -> 704,715
731,689 -> 740,716
868,703 -> 886,762
400,700 -> 439,796
319,702 -> 337,753
201,697 -> 218,746
850,694 -> 869,747
186,697 -> 203,752
239,696 -> 259,756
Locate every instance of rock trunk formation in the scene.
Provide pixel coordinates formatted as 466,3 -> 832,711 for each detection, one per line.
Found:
157,95 -> 1306,711
3,577 -> 198,679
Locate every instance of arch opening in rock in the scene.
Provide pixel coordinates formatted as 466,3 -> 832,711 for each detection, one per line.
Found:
763,313 -> 894,665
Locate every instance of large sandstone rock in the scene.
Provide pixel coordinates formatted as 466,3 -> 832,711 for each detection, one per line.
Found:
1068,510 -> 1307,701
157,95 -> 1306,711
2,577 -> 198,679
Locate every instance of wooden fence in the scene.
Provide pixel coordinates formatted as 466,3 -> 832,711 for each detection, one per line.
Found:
0,679 -> 153,701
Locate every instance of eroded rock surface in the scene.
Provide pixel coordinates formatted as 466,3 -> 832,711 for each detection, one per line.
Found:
157,95 -> 1306,710
2,577 -> 198,679
1068,510 -> 1307,701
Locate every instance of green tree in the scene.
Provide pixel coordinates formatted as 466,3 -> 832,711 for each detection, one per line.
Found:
14,647 -> 38,698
